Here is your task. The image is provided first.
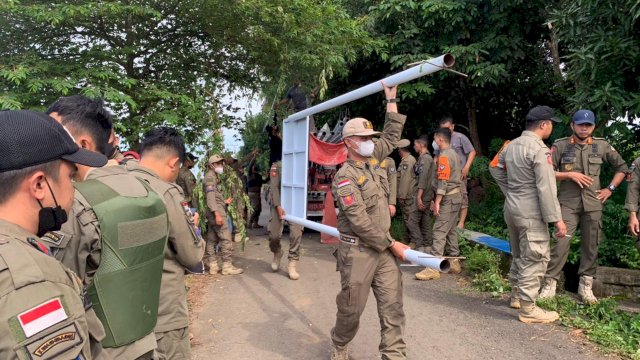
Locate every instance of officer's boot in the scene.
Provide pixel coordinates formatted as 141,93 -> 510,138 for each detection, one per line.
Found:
415,268 -> 440,281
539,278 -> 557,299
271,249 -> 283,272
288,260 -> 300,280
510,287 -> 520,309
449,259 -> 462,274
578,275 -> 598,305
221,262 -> 244,275
207,261 -> 220,275
518,300 -> 559,324
330,343 -> 349,360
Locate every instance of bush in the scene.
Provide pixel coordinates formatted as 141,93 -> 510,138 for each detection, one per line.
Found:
537,296 -> 640,359
460,237 -> 510,296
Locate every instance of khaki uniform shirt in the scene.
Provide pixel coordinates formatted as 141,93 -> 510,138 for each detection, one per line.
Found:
416,152 -> 436,203
435,148 -> 461,195
624,157 -> 640,213
203,169 -> 226,221
381,157 -> 397,206
270,162 -> 282,207
332,112 -> 406,252
0,219 -> 106,360
396,154 -> 416,200
176,166 -> 198,209
502,131 -> 561,223
552,136 -> 628,212
126,163 -> 205,333
43,165 -> 158,360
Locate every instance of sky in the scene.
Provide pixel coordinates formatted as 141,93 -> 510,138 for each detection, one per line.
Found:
221,92 -> 263,155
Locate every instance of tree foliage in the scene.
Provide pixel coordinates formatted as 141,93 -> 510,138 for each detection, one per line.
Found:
0,0 -> 378,148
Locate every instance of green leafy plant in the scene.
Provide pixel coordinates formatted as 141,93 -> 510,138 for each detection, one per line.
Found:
537,295 -> 640,359
460,237 -> 510,296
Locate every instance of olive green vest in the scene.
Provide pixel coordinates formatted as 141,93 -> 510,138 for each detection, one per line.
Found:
74,179 -> 168,348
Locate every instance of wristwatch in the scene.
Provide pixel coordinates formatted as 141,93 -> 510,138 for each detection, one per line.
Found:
385,98 -> 398,104
607,184 -> 616,192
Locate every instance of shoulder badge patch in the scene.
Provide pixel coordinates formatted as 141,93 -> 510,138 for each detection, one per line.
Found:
205,185 -> 215,193
337,179 -> 351,188
40,232 -> 65,246
18,298 -> 68,337
25,323 -> 81,358
437,156 -> 451,180
341,193 -> 356,207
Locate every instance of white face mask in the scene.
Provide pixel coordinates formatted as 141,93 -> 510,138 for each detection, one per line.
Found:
356,140 -> 375,157
432,140 -> 439,152
214,167 -> 224,175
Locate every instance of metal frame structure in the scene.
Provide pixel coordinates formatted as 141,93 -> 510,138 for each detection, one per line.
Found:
280,54 -> 455,269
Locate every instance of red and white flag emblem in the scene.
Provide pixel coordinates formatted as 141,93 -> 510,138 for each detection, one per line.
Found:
18,298 -> 68,337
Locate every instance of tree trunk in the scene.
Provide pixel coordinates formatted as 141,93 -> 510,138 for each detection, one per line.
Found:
466,91 -> 483,157
547,22 -> 563,82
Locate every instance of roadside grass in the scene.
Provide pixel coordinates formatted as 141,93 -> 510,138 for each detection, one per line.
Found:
537,296 -> 640,359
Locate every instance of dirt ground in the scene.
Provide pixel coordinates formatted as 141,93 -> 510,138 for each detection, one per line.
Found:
186,216 -> 616,360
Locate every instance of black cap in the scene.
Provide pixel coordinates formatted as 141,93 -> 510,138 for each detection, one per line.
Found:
0,110 -> 108,172
526,106 -> 561,123
186,152 -> 197,161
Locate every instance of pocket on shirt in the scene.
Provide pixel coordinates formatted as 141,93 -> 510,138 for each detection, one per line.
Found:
588,156 -> 603,176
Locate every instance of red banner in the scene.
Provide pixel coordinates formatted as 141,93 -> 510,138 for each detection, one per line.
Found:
308,135 -> 347,166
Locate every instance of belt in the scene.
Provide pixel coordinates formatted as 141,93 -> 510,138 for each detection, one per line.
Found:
339,234 -> 371,248
446,188 -> 461,196
339,234 -> 360,246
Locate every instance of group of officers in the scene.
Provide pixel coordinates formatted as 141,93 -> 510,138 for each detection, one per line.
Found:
0,94 -> 249,360
489,106 -> 639,325
2,84 -> 637,360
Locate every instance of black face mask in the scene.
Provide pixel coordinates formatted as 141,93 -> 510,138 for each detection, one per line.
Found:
37,178 -> 68,237
105,141 -> 118,160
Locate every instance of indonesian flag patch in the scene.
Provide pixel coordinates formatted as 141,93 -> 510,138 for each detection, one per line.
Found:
337,179 -> 351,188
18,298 -> 68,337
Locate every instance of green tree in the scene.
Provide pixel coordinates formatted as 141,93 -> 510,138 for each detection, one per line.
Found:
328,0 -> 565,154
549,0 -> 640,121
0,0 -> 378,147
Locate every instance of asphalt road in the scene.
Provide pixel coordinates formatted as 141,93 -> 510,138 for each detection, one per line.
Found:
189,216 -> 611,360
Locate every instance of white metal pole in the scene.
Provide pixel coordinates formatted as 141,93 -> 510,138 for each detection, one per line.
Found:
283,54 -> 455,123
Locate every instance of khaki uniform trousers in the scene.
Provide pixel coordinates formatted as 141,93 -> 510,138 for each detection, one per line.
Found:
504,206 -> 551,303
248,191 -> 262,225
546,203 -> 602,279
461,180 -> 469,209
204,214 -> 233,264
398,198 -> 415,243
332,243 -> 407,360
431,193 -> 462,256
269,205 -> 303,260
155,327 -> 190,360
232,198 -> 247,234
408,206 -> 433,249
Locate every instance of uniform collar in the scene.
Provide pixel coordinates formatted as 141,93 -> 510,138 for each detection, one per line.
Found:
347,159 -> 366,169
570,135 -> 593,145
0,218 -> 37,244
522,130 -> 542,140
128,162 -> 161,179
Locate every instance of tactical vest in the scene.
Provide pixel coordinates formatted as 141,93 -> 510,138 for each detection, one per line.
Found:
74,179 -> 168,348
